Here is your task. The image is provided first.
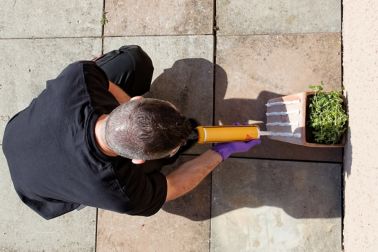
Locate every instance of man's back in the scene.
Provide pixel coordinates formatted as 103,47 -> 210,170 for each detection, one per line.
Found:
2,62 -> 131,219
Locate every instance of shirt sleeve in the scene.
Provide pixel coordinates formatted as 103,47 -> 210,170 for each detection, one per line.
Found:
16,190 -> 79,220
114,161 -> 167,216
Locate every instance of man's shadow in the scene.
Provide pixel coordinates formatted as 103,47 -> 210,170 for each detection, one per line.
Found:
147,58 -> 341,221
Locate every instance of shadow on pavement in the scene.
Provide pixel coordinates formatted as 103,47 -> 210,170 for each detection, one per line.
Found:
149,58 -> 342,221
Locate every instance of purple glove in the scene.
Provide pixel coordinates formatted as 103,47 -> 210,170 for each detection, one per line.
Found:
212,139 -> 261,161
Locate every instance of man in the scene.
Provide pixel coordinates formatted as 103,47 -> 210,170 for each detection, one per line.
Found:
2,45 -> 260,219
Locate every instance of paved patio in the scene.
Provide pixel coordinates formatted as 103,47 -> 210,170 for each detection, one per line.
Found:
0,0 -> 344,251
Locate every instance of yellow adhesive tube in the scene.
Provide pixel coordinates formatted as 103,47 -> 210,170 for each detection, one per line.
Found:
196,125 -> 260,144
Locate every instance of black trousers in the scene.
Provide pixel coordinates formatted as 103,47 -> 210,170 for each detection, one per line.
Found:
95,45 -> 154,97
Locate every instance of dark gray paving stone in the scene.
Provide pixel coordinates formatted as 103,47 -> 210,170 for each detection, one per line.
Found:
211,158 -> 342,252
0,153 -> 96,252
0,38 -> 101,251
104,0 -> 213,36
0,38 -> 102,143
97,156 -> 211,252
0,0 -> 102,38
104,36 -> 214,154
215,33 -> 342,162
217,0 -> 341,35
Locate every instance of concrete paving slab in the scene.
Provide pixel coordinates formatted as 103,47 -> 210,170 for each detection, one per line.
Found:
0,0 -> 103,38
0,38 -> 101,251
0,38 -> 102,142
97,156 -> 211,252
104,0 -> 213,36
343,0 -> 378,250
215,33 -> 342,162
211,158 -> 341,252
0,153 -> 97,252
216,0 -> 341,35
104,36 -> 214,154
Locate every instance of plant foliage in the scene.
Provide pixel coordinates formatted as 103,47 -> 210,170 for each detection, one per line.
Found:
101,11 -> 108,26
307,83 -> 348,144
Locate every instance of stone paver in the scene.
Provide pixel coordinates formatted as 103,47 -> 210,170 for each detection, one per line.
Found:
0,38 -> 102,142
104,36 -> 214,154
216,0 -> 341,35
97,156 -> 211,252
211,158 -> 341,252
343,0 -> 378,251
215,33 -> 342,162
0,38 -> 101,251
0,0 -> 102,38
104,0 -> 213,36
0,153 -> 97,252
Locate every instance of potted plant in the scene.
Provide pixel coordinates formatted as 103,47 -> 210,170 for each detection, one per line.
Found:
265,84 -> 348,147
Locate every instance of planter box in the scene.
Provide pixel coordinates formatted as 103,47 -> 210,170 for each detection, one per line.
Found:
266,92 -> 345,147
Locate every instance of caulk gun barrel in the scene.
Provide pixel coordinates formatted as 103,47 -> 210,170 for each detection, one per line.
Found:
196,125 -> 260,144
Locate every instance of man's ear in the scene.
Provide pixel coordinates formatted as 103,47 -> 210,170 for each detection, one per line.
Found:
132,159 -> 145,165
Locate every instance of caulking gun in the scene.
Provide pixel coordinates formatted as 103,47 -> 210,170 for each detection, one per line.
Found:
193,125 -> 289,144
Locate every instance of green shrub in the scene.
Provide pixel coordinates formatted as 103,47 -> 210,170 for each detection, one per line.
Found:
307,84 -> 348,144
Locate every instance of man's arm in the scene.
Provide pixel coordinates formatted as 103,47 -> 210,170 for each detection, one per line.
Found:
108,81 -> 131,104
165,150 -> 222,201
165,139 -> 261,202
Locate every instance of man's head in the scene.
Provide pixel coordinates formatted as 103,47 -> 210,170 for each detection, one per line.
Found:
105,98 -> 192,161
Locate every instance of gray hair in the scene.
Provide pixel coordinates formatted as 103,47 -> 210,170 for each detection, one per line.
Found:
105,98 -> 192,160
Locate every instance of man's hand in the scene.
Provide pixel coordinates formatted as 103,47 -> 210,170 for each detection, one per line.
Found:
212,139 -> 261,161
